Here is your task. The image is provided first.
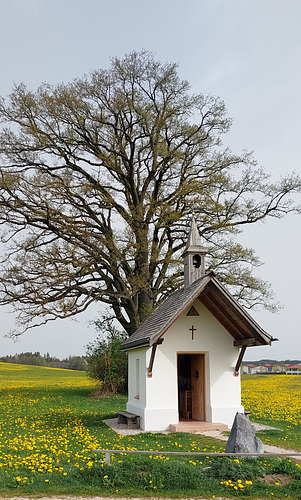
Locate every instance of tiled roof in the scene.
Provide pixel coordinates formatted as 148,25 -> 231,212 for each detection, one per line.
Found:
121,272 -> 274,351
121,274 -> 211,350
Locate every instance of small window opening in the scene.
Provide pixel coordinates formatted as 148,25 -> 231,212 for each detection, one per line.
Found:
193,254 -> 201,268
135,359 -> 140,399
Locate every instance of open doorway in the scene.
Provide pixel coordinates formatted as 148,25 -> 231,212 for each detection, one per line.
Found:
177,354 -> 205,421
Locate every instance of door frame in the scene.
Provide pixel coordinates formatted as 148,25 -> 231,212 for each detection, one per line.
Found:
177,352 -> 206,421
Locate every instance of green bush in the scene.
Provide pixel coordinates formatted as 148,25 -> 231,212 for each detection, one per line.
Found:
86,319 -> 128,394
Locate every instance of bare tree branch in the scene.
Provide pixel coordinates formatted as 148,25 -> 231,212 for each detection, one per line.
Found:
0,50 -> 300,336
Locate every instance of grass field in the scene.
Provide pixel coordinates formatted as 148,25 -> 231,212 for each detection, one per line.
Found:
0,363 -> 300,498
242,374 -> 301,451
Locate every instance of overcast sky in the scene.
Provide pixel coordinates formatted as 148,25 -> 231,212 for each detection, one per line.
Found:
0,0 -> 300,361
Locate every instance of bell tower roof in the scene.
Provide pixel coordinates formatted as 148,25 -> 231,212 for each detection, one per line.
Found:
184,216 -> 207,254
183,217 -> 207,288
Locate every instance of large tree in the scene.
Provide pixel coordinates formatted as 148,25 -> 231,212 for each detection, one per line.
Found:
0,51 -> 300,337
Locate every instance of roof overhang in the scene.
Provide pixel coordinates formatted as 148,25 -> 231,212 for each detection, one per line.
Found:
121,273 -> 274,351
198,277 -> 273,347
120,337 -> 150,351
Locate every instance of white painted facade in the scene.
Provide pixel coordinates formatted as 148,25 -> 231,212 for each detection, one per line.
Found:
126,298 -> 244,431
122,217 -> 272,432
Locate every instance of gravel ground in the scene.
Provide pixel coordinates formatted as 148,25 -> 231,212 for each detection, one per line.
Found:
199,427 -> 300,458
104,418 -> 300,458
103,418 -> 283,436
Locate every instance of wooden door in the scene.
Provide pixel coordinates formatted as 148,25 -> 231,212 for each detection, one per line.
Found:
191,354 -> 205,421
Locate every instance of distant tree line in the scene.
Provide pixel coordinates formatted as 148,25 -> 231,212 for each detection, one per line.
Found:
0,351 -> 87,370
243,359 -> 301,365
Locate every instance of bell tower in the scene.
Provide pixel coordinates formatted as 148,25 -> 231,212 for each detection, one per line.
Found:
183,217 -> 207,288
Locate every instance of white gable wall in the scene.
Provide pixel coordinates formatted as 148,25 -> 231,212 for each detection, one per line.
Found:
126,299 -> 244,431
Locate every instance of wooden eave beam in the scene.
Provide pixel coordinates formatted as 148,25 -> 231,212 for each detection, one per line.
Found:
199,295 -> 241,338
147,339 -> 164,378
233,338 -> 265,347
208,278 -> 273,345
234,346 -> 247,376
199,293 -> 251,341
199,284 -> 267,345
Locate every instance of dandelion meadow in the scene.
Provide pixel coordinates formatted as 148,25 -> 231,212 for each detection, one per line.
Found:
0,362 -> 300,498
242,374 -> 301,450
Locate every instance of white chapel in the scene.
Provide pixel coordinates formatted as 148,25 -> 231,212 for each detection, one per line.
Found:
121,218 -> 274,431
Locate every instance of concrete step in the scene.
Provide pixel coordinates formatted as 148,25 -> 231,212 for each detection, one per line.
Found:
169,421 -> 229,433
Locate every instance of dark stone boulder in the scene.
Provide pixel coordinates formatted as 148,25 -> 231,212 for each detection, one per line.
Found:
225,412 -> 264,454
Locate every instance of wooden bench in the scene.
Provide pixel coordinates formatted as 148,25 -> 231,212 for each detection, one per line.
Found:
117,410 -> 140,429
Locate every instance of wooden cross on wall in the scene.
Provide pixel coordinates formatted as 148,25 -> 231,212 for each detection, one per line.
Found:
189,325 -> 197,340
